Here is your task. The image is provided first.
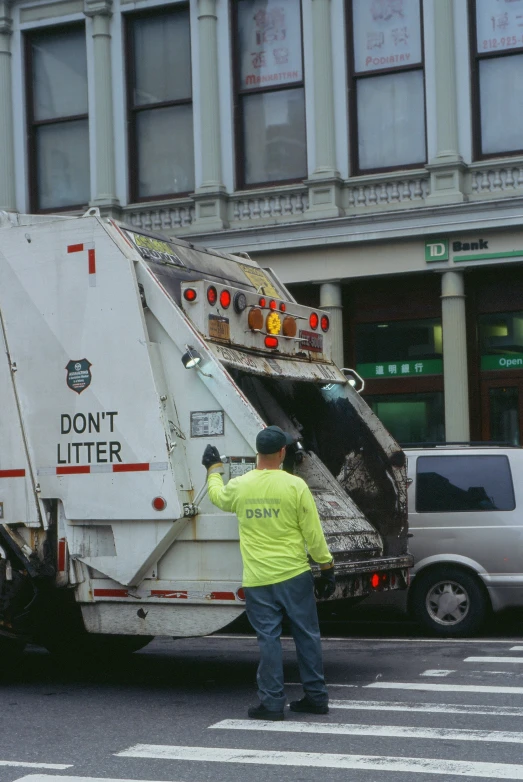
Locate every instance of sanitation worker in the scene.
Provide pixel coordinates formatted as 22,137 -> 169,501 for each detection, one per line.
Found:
202,425 -> 335,721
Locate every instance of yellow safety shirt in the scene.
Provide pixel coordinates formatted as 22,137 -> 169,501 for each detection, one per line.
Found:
207,468 -> 332,587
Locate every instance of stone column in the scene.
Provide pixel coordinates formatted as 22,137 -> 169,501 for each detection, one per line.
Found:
84,0 -> 119,213
320,282 -> 344,367
192,0 -> 227,231
306,0 -> 342,218
0,1 -> 16,212
441,271 -> 470,442
426,0 -> 466,205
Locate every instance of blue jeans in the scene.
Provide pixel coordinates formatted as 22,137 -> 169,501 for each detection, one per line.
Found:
244,570 -> 328,712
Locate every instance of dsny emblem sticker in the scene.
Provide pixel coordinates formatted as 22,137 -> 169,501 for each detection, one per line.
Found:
66,359 -> 92,394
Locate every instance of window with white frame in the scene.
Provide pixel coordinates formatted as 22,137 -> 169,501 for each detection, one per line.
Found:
126,6 -> 194,201
233,0 -> 307,187
472,0 -> 523,157
348,0 -> 426,173
26,25 -> 90,211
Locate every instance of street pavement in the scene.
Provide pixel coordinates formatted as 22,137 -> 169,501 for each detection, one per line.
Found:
3,615 -> 523,781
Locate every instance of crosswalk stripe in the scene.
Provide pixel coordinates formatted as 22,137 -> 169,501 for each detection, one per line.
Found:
115,743 -> 523,778
465,657 -> 523,664
329,698 -> 523,716
366,681 -> 523,694
421,669 -> 455,677
0,762 -> 71,769
510,647 -> 523,651
210,718 -> 523,743
13,777 -> 170,782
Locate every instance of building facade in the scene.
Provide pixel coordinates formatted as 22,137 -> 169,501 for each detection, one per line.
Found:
1,0 -> 523,445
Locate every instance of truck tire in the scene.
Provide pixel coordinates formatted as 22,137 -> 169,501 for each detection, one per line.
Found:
0,636 -> 26,661
410,566 -> 489,637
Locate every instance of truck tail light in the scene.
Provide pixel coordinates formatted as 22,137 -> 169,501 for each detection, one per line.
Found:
269,300 -> 277,310
279,303 -> 286,312
309,312 -> 319,330
265,336 -> 279,349
248,308 -> 264,330
152,496 -> 167,511
371,573 -> 380,589
266,312 -> 281,335
282,316 -> 297,337
220,289 -> 231,309
259,297 -> 267,307
183,288 -> 198,302
321,315 -> 330,332
234,292 -> 247,313
207,285 -> 217,305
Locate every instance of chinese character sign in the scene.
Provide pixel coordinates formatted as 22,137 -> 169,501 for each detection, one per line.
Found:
352,0 -> 422,73
238,0 -> 303,89
476,0 -> 523,53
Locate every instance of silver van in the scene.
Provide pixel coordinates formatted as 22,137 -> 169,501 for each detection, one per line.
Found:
403,445 -> 523,636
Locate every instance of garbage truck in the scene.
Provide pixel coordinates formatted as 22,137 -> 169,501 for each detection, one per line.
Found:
0,208 -> 412,658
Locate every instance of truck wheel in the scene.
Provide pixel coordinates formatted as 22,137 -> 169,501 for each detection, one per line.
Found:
0,636 -> 26,661
410,567 -> 488,637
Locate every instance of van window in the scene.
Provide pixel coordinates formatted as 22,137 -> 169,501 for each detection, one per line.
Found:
416,455 -> 515,512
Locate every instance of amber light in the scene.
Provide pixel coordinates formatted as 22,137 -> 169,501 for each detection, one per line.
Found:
152,496 -> 167,511
183,288 -> 197,302
371,573 -> 380,589
309,312 -> 319,330
321,315 -> 330,332
248,308 -> 264,331
282,316 -> 297,338
220,289 -> 231,308
265,336 -> 279,349
266,312 -> 282,335
259,297 -> 267,307
207,286 -> 217,305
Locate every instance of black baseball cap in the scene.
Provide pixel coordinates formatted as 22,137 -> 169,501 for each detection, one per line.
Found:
256,425 -> 294,454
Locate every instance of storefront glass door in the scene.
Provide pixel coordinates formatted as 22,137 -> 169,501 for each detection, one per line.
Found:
482,380 -> 523,445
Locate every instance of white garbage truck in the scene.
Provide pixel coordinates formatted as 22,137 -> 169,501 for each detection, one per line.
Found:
0,208 -> 412,659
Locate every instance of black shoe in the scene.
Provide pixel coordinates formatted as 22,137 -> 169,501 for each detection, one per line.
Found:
248,703 -> 284,721
289,696 -> 329,715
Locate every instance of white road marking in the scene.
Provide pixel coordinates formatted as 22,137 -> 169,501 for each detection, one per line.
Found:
329,698 -> 523,716
366,681 -> 523,694
421,669 -> 455,677
465,657 -> 523,664
510,647 -> 523,651
14,778 -> 166,782
211,634 -> 523,644
0,762 -> 71,769
115,744 -> 523,778
211,718 -> 523,744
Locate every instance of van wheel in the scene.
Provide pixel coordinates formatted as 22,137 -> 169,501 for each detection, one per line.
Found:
410,567 -> 488,637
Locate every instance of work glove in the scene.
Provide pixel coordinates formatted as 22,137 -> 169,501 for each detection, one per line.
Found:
202,444 -> 224,474
314,562 -> 336,600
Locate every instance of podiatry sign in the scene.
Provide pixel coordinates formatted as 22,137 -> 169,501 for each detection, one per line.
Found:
481,354 -> 523,371
357,359 -> 443,378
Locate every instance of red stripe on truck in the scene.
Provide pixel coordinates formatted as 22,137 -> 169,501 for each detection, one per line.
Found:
209,592 -> 236,601
0,469 -> 25,478
112,463 -> 150,473
67,244 -> 84,253
151,590 -> 188,599
88,248 -> 96,275
57,539 -> 67,572
93,589 -> 129,598
57,465 -> 90,475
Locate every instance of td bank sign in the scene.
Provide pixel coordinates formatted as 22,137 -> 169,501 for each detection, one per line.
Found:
425,237 -> 523,265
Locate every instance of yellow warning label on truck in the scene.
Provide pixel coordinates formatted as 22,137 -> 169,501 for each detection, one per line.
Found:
239,264 -> 279,298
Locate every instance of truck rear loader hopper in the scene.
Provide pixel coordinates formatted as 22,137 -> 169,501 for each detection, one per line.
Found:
0,209 -> 412,658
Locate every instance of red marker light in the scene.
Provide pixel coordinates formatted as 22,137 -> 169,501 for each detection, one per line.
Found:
183,288 -> 197,302
236,588 -> 246,601
259,297 -> 267,307
264,336 -> 279,349
279,303 -> 286,313
269,300 -> 277,310
309,312 -> 319,330
152,496 -> 167,511
371,573 -> 380,589
320,315 -> 330,332
207,285 -> 217,305
220,289 -> 231,309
